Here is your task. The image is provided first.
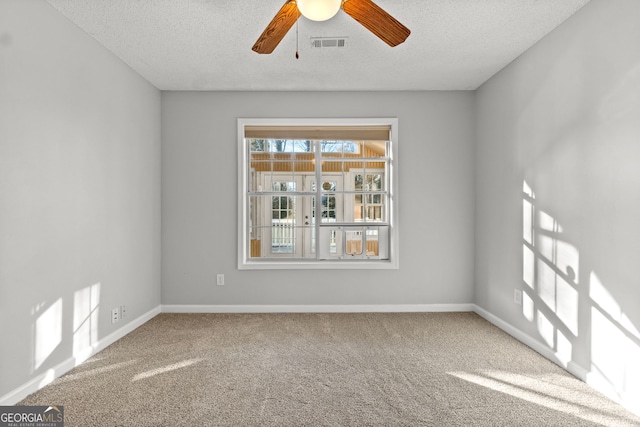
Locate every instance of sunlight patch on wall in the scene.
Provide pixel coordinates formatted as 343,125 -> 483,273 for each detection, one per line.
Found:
523,245 -> 535,288
537,309 -> 555,348
521,180 -> 580,350
73,283 -> 101,363
536,257 -> 579,336
555,241 -> 580,284
522,291 -> 534,322
523,199 -> 534,244
556,329 -> 572,365
522,180 -> 535,199
537,261 -> 557,312
590,272 -> 638,337
621,315 -> 640,341
590,271 -> 640,406
34,298 -> 63,370
538,210 -> 560,232
538,234 -> 555,263
536,218 -> 579,285
592,308 -> 628,393
535,258 -> 578,335
556,277 -> 579,336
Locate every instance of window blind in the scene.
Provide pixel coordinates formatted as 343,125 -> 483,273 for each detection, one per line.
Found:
244,125 -> 390,141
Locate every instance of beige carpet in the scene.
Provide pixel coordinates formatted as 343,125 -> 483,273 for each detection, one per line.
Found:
19,313 -> 640,426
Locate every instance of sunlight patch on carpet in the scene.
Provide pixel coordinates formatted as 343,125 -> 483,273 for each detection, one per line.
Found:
448,370 -> 635,425
132,358 -> 204,382
57,360 -> 139,384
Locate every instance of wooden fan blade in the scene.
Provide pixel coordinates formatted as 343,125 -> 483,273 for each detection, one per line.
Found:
342,0 -> 410,47
252,1 -> 299,54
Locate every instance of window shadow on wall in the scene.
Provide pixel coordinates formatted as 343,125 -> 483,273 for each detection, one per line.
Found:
521,180 -> 640,410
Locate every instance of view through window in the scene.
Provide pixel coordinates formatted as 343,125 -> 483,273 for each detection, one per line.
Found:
238,119 -> 397,269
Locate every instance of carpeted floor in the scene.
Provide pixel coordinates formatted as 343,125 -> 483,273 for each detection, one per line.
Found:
19,312 -> 640,426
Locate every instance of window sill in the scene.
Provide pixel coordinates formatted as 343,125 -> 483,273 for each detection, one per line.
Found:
238,259 -> 399,270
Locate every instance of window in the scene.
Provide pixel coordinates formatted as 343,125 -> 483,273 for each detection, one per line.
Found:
238,118 -> 398,269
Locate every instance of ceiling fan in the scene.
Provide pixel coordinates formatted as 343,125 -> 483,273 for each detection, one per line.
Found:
252,0 -> 411,54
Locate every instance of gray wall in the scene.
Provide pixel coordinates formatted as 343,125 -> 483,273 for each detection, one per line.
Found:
161,91 -> 475,306
475,0 -> 640,408
0,1 -> 161,397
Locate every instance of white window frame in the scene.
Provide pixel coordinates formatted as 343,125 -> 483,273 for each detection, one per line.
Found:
237,118 -> 399,270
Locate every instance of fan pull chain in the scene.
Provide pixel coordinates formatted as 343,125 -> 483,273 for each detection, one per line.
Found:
295,11 -> 299,59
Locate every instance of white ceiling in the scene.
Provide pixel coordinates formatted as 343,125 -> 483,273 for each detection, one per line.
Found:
45,0 -> 591,91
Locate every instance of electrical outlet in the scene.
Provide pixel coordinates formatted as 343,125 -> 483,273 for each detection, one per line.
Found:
217,274 -> 224,286
120,305 -> 126,319
111,307 -> 120,323
514,289 -> 522,305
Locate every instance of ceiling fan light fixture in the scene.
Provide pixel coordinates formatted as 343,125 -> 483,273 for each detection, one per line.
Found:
297,0 -> 342,22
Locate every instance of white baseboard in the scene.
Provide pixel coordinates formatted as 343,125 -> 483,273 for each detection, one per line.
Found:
472,304 -> 574,372
0,305 -> 161,406
161,303 -> 476,313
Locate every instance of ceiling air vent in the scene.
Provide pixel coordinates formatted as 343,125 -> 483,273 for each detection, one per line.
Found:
310,37 -> 348,49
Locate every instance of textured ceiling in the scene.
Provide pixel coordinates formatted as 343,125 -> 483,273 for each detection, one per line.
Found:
45,0 -> 591,91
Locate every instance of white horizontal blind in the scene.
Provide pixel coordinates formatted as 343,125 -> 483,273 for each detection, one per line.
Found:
244,126 -> 390,141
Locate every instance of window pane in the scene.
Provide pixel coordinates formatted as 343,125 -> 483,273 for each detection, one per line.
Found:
349,162 -> 365,177
293,150 -> 314,173
345,230 -> 363,255
321,193 -> 342,224
353,194 -> 365,222
363,141 -> 387,158
329,230 -> 338,254
366,229 -> 379,256
354,174 -> 363,191
366,206 -> 382,222
322,161 -> 343,173
271,221 -> 295,253
321,181 -> 337,192
268,140 -> 289,152
272,181 -> 296,192
248,195 -> 271,258
321,166 -> 344,184
294,161 -> 314,173
250,139 -> 267,152
292,140 -> 313,153
274,154 -> 295,173
251,160 -> 271,173
365,160 -> 385,170
366,198 -> 386,222
272,195 -> 295,219
320,140 -> 359,156
249,229 -> 262,258
366,174 -> 383,191
319,227 -> 343,259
